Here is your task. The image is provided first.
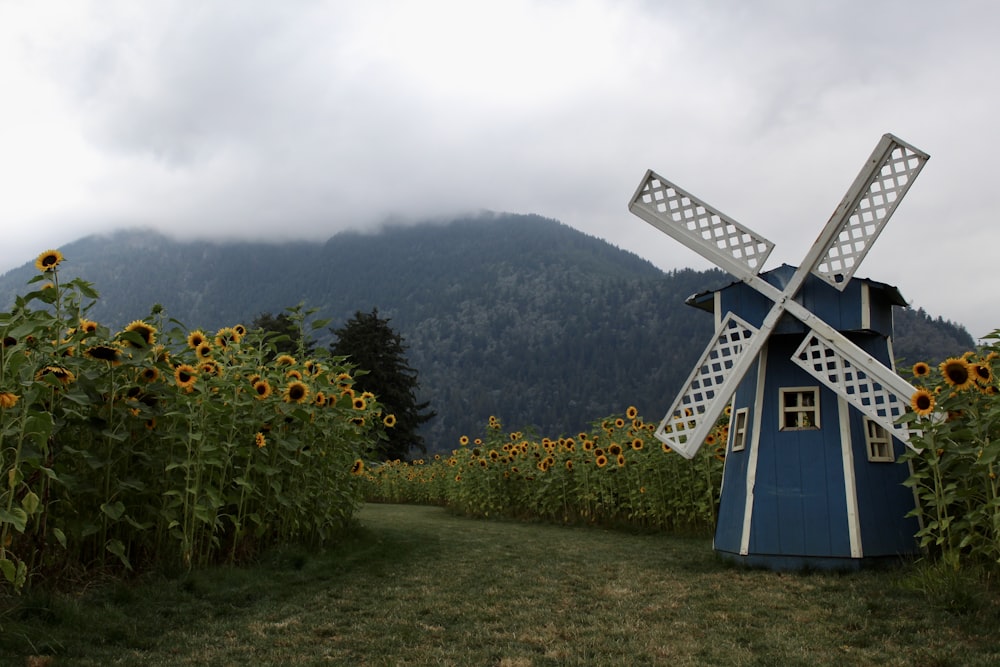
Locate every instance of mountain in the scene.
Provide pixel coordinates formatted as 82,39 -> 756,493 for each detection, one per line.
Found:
0,214 -> 976,453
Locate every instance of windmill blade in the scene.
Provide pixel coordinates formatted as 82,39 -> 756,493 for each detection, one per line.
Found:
654,313 -> 760,458
791,329 -> 917,447
809,134 -> 929,290
629,170 -> 775,282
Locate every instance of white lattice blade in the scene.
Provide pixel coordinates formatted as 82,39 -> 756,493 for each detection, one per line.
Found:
629,170 -> 775,281
810,134 -> 929,290
791,329 -> 917,448
654,313 -> 760,458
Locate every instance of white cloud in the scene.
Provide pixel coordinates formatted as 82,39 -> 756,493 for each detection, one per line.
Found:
1,0 -> 998,337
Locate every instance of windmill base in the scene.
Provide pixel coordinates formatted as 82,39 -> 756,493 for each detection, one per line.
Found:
715,549 -> 914,573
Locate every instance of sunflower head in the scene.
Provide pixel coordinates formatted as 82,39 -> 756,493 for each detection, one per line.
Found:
187,330 -> 207,349
255,432 -> 267,449
252,379 -> 273,400
972,363 -> 993,385
174,364 -> 198,389
283,380 -> 309,404
34,249 -> 64,273
912,361 -> 931,378
940,357 -> 974,391
275,354 -> 297,367
0,392 -> 20,409
384,414 -> 397,428
911,388 -> 935,416
123,320 -> 157,347
84,344 -> 123,366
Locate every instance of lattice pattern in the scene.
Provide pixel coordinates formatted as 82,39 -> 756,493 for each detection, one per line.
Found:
632,172 -> 774,273
655,314 -> 758,458
791,332 -> 912,444
814,141 -> 927,289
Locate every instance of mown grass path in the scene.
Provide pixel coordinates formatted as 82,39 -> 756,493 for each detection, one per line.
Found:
3,503 -> 999,666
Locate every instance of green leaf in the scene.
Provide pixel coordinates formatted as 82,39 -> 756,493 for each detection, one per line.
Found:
0,559 -> 15,584
21,491 -> 40,515
106,539 -> 132,570
100,500 -> 126,521
52,527 -> 67,549
0,507 -> 28,532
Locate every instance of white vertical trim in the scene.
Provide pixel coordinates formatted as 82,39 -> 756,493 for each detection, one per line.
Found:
739,344 -> 768,556
713,291 -> 722,329
838,397 -> 863,558
860,283 -> 871,330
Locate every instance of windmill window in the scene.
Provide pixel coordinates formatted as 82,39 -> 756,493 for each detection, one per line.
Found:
779,387 -> 820,430
731,408 -> 749,452
864,419 -> 894,462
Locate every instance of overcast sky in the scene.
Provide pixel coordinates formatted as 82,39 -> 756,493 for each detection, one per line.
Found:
2,1 -> 998,338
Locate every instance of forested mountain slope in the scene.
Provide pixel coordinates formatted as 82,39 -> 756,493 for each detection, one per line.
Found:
0,214 -> 975,452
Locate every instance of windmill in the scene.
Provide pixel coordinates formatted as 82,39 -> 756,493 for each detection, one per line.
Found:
629,134 -> 928,570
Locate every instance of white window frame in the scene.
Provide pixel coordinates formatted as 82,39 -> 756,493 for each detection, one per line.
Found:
863,418 -> 894,462
731,407 -> 749,452
778,387 -> 820,431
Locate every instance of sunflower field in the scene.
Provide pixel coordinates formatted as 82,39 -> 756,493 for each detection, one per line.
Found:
0,252 -> 385,591
364,410 -> 727,534
901,343 -> 1000,568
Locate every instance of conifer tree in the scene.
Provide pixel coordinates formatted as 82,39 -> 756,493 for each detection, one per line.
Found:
329,309 -> 435,460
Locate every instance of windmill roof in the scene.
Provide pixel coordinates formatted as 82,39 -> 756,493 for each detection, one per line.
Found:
685,263 -> 907,313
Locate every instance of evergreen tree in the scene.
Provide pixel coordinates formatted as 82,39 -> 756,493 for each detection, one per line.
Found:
252,306 -> 320,359
330,309 -> 435,460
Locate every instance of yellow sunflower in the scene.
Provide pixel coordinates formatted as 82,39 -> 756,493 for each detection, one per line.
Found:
0,392 -> 20,409
196,343 -> 213,361
626,405 -> 638,420
595,454 -> 608,468
972,363 -> 993,386
275,354 -> 297,367
912,361 -> 931,378
186,330 -> 207,349
283,381 -> 309,404
123,320 -> 156,347
910,388 -> 935,416
252,379 -> 273,400
939,357 -> 974,391
174,364 -> 198,389
78,318 -> 99,334
384,414 -> 397,428
84,344 -> 123,366
352,396 -> 367,410
34,249 -> 64,272
255,432 -> 267,449
35,366 -> 75,386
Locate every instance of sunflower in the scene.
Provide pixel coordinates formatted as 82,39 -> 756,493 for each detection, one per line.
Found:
196,343 -> 213,361
614,418 -> 626,429
352,396 -> 367,410
912,361 -> 931,378
214,327 -> 240,348
595,454 -> 608,468
608,443 -> 622,457
565,459 -> 574,471
626,405 -> 638,420
123,320 -> 156,347
616,453 -> 626,467
35,365 -> 75,386
285,369 -> 303,380
911,388 -> 935,416
140,367 -> 160,383
275,354 -> 297,367
34,249 -> 64,272
631,438 -> 643,451
186,330 -> 207,349
459,435 -> 469,446
84,344 -> 122,365
255,432 -> 267,449
174,364 -> 198,389
313,391 -> 327,406
78,318 -> 99,335
384,414 -> 397,428
252,379 -> 273,400
972,363 -> 993,385
199,360 -> 221,376
940,357 -> 974,391
283,381 -> 309,404
0,392 -> 19,409
661,443 -> 672,453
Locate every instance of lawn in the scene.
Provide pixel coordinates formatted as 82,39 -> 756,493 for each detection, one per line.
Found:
2,503 -> 999,666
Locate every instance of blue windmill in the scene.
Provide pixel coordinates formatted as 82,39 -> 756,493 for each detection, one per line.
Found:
628,134 -> 929,570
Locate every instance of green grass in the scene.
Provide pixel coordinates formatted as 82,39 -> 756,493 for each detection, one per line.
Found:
3,503 -> 999,666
